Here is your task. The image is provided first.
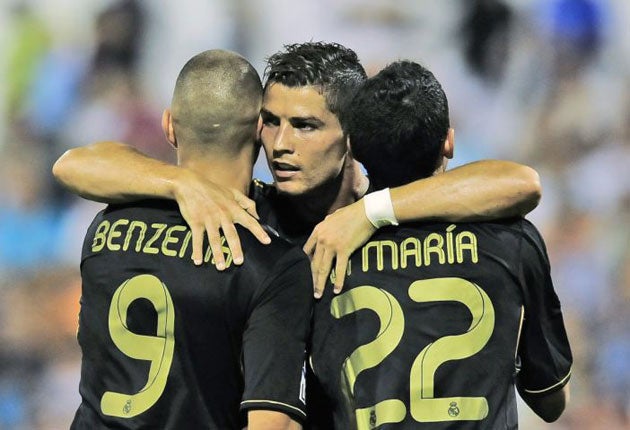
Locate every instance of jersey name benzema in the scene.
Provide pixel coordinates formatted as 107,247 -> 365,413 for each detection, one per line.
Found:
72,199 -> 312,429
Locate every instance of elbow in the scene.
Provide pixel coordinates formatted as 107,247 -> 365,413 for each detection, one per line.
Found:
538,403 -> 566,423
523,383 -> 570,423
52,146 -> 94,197
52,149 -> 76,188
524,165 -> 542,203
541,414 -> 562,424
541,384 -> 570,423
516,164 -> 542,215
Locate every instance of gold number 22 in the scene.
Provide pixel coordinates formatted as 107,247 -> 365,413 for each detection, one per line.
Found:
331,277 -> 495,428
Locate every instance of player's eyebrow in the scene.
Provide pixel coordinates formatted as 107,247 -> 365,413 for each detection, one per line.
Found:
260,108 -> 277,118
261,108 -> 325,126
290,116 -> 324,125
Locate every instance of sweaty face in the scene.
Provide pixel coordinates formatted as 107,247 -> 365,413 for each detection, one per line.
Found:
260,83 -> 347,197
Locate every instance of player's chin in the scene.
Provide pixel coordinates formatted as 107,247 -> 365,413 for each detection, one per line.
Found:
274,179 -> 306,197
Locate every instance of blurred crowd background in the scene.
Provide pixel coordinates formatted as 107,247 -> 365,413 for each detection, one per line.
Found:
0,0 -> 628,428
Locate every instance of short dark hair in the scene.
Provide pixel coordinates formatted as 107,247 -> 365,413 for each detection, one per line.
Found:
263,42 -> 367,126
346,61 -> 450,190
172,49 -> 262,152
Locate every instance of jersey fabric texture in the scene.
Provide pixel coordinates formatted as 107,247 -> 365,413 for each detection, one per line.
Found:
72,199 -> 312,430
251,179 -> 316,246
309,218 -> 572,430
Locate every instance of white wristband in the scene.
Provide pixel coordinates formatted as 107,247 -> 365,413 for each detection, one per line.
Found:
363,188 -> 399,228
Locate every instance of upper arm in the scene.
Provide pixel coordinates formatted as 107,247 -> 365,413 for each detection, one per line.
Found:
516,221 -> 572,420
241,249 -> 313,423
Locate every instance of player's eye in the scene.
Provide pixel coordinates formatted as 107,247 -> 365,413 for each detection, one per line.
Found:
261,112 -> 279,127
293,120 -> 317,131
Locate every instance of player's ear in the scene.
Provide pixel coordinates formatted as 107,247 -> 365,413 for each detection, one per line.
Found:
256,114 -> 263,140
442,128 -> 454,160
162,108 -> 177,148
345,135 -> 356,161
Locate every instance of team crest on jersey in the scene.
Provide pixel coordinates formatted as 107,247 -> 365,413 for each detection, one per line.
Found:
123,399 -> 132,414
369,410 -> 377,428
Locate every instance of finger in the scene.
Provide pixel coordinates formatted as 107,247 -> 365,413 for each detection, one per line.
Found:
206,225 -> 226,271
241,198 -> 260,220
312,246 -> 333,299
222,222 -> 243,265
333,254 -> 348,294
234,192 -> 260,220
310,243 -> 325,298
190,225 -> 204,266
302,231 -> 317,258
236,213 -> 270,245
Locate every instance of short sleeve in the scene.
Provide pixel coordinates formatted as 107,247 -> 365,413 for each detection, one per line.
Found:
516,220 -> 572,395
240,247 -> 313,422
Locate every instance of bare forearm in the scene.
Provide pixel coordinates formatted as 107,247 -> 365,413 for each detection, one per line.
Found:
390,160 -> 541,222
247,410 -> 302,430
52,141 -> 178,203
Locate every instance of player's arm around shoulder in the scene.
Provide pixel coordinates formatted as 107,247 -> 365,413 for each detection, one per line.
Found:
304,199 -> 375,298
52,141 -> 180,203
53,141 -> 270,268
303,160 -> 542,297
389,159 -> 542,222
516,218 -> 572,422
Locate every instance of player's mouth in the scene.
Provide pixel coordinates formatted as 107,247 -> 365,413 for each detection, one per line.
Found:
272,161 -> 300,179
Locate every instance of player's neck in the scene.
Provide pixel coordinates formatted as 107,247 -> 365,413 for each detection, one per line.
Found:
328,157 -> 369,213
288,157 -> 368,225
180,150 -> 254,195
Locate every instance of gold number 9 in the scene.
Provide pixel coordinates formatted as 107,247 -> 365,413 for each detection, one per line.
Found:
101,274 -> 176,418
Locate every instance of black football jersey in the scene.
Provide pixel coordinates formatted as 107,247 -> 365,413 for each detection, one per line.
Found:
72,199 -> 312,429
251,179 -> 318,246
309,219 -> 572,430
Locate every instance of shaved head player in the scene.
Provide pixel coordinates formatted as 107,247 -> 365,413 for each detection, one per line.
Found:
70,50 -> 312,430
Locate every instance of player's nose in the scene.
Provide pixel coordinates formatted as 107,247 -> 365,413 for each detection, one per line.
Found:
272,122 -> 294,153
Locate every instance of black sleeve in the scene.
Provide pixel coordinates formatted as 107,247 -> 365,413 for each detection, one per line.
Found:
240,247 -> 313,422
80,208 -> 107,265
516,220 -> 572,395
